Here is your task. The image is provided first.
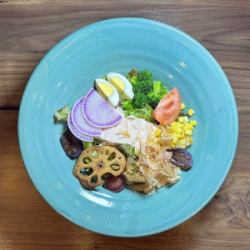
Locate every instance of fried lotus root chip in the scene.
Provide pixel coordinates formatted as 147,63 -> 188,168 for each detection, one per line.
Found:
74,146 -> 126,189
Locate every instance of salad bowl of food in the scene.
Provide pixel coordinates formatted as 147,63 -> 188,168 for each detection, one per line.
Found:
18,18 -> 238,237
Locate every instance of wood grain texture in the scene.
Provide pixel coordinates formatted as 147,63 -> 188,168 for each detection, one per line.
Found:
0,0 -> 250,108
0,110 -> 249,250
0,0 -> 249,249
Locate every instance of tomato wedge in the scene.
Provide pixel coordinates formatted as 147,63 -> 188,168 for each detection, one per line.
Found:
153,88 -> 181,125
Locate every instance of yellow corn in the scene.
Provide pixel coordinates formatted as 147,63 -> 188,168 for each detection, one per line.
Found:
182,116 -> 189,122
185,130 -> 192,135
179,139 -> 186,147
185,123 -> 193,130
178,116 -> 184,123
165,112 -> 197,149
187,109 -> 194,116
173,137 -> 179,144
155,128 -> 162,137
190,120 -> 197,126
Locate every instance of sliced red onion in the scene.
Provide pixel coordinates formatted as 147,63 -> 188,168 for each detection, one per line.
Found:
103,175 -> 126,193
71,96 -> 101,137
67,112 -> 93,142
82,88 -> 122,128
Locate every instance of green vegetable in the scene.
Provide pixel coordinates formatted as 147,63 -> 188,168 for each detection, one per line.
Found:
92,138 -> 103,146
82,139 -> 103,149
121,99 -> 134,110
83,142 -> 92,149
128,68 -> 138,79
54,106 -> 70,122
131,70 -> 153,94
123,103 -> 153,122
119,144 -> 138,159
138,70 -> 153,84
147,80 -> 168,108
123,69 -> 167,120
132,92 -> 148,108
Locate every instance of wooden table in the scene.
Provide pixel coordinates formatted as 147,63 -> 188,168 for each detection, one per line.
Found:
1,1 -> 249,249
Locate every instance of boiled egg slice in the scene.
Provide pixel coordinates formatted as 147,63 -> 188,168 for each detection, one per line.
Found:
107,72 -> 134,100
95,79 -> 119,107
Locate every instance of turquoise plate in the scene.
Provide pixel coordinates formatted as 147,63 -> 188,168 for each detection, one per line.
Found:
18,18 -> 238,237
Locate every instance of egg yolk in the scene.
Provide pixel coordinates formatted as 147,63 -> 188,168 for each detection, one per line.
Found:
109,77 -> 125,92
98,83 -> 113,96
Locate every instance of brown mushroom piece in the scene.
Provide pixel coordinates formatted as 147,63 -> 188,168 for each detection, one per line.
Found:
73,146 -> 126,189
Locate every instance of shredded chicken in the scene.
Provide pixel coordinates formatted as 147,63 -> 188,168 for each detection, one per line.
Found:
117,129 -> 131,138
100,107 -> 157,149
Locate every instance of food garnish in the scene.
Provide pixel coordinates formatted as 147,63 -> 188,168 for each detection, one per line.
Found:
54,106 -> 70,122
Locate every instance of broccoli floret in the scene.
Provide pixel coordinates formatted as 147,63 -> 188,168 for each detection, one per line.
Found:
132,93 -> 148,109
133,82 -> 152,94
127,69 -> 138,85
121,99 -> 134,111
128,68 -> 138,79
129,70 -> 153,94
122,70 -> 166,120
147,96 -> 160,109
123,104 -> 153,122
138,70 -> 153,83
147,80 -> 168,108
153,80 -> 166,93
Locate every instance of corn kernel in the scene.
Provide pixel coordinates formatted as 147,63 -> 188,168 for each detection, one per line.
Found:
171,122 -> 178,128
180,139 -> 185,144
176,127 -> 183,133
185,130 -> 192,135
155,128 -> 162,137
164,112 -> 197,149
187,109 -> 194,116
186,123 -> 193,130
173,138 -> 178,143
178,116 -> 184,123
180,130 -> 185,137
182,116 -> 189,123
190,120 -> 197,126
181,103 -> 186,110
